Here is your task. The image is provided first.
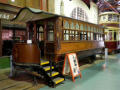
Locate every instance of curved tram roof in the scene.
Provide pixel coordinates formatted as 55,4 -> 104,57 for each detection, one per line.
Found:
12,7 -> 103,28
12,7 -> 59,22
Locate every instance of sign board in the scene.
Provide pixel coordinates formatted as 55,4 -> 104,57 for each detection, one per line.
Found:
62,53 -> 82,82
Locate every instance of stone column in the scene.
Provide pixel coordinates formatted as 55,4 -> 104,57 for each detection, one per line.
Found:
0,19 -> 2,56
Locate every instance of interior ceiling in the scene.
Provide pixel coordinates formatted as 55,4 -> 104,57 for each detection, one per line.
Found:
97,0 -> 120,13
82,0 -> 98,8
82,0 -> 119,13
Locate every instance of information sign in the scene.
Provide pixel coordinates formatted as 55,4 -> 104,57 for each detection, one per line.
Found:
62,53 -> 82,82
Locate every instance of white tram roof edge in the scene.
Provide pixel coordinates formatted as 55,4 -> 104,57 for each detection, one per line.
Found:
99,12 -> 120,16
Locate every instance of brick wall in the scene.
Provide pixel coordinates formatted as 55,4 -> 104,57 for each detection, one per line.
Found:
0,19 -> 2,56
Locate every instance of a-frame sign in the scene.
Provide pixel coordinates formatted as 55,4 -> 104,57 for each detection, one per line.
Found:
62,53 -> 82,82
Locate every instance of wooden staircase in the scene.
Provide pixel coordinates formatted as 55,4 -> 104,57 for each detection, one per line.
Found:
11,59 -> 65,88
38,59 -> 65,87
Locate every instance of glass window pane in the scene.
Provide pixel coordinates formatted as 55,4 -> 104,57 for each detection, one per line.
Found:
80,24 -> 84,30
85,25 -> 87,31
48,30 -> 54,41
76,23 -> 79,30
64,21 -> 69,29
88,26 -> 90,31
108,14 -> 112,21
70,22 -> 75,29
64,30 -> 69,40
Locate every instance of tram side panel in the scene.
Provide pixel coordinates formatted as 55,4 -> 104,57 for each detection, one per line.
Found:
49,17 -> 105,63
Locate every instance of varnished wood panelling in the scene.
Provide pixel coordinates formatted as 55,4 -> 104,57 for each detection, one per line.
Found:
57,41 -> 104,54
26,0 -> 34,8
8,0 -> 25,7
0,19 -> 2,56
45,43 -> 55,53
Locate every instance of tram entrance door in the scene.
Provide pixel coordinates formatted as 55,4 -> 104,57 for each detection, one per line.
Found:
37,21 -> 55,59
37,25 -> 44,58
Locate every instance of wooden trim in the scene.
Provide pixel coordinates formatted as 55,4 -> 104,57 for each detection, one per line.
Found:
33,22 -> 37,42
40,0 -> 43,10
0,19 -> 2,56
0,3 -> 21,9
0,9 -> 18,14
46,0 -> 48,11
26,23 -> 29,40
44,20 -> 47,58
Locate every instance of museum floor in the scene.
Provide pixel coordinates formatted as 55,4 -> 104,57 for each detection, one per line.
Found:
40,54 -> 120,90
0,54 -> 120,90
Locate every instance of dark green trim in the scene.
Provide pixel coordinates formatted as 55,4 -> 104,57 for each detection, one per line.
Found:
0,57 -> 10,69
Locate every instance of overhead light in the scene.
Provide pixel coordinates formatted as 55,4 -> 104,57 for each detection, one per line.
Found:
69,0 -> 72,1
11,0 -> 15,2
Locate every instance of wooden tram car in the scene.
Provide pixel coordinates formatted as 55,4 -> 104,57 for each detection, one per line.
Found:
13,7 -> 105,63
11,7 -> 105,87
99,12 -> 120,53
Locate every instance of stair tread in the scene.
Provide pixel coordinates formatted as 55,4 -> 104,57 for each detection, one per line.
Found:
48,71 -> 59,77
53,77 -> 64,84
43,66 -> 54,71
41,60 -> 49,65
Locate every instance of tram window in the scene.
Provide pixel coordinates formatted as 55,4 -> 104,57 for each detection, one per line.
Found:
88,32 -> 91,40
70,30 -> 75,40
48,30 -> 54,41
105,32 -> 109,40
39,33 -> 44,41
70,22 -> 75,29
76,23 -> 79,30
85,25 -> 87,31
39,26 -> 44,41
80,24 -> 84,31
113,15 -> 117,22
84,32 -> 87,40
114,32 -> 116,40
91,33 -> 93,40
99,34 -> 101,40
108,14 -> 112,21
80,32 -> 83,40
47,22 -> 54,41
93,33 -> 96,40
75,31 -> 79,40
96,34 -> 99,40
91,27 -> 94,32
64,21 -> 69,29
29,24 -> 34,40
109,32 -> 112,40
101,34 -> 103,41
117,15 -> 119,22
64,30 -> 69,40
88,26 -> 90,31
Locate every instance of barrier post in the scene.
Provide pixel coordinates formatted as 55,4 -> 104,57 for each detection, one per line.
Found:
104,48 -> 108,67
9,55 -> 14,77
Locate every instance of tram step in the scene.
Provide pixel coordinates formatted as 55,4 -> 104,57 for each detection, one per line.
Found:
47,71 -> 59,77
43,66 -> 54,71
53,77 -> 64,85
41,60 -> 49,65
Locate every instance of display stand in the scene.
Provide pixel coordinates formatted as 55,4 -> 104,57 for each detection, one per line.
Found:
62,53 -> 82,82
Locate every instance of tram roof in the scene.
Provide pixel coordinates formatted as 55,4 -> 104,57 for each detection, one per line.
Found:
12,7 -> 104,28
12,7 -> 59,22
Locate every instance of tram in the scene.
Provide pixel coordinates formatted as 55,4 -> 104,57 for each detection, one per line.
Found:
10,7 -> 105,87
12,7 -> 105,64
99,12 -> 120,53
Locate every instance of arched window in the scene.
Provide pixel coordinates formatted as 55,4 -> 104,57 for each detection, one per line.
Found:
39,26 -> 44,41
71,7 -> 88,22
